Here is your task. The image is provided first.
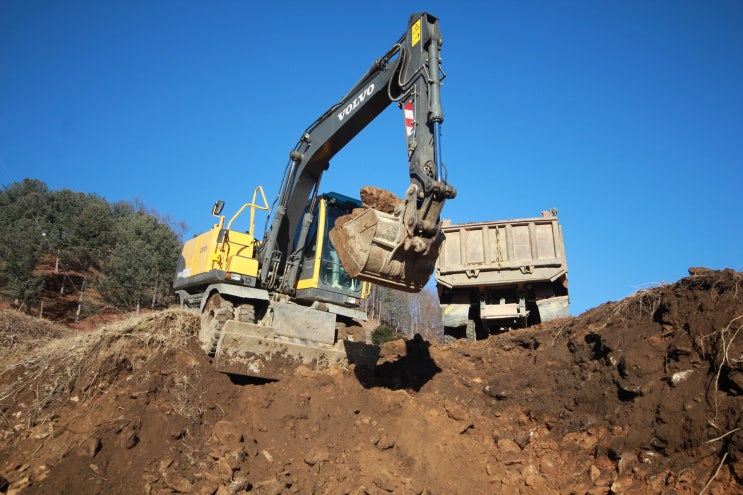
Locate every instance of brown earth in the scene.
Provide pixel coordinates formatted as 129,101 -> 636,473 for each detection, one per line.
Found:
358,186 -> 402,214
330,185 -> 403,248
1,268 -> 742,495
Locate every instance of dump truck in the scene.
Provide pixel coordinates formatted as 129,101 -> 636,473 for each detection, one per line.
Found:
436,210 -> 569,342
173,12 -> 456,379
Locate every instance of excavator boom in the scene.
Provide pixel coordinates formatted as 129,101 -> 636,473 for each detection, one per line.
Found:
259,12 -> 455,294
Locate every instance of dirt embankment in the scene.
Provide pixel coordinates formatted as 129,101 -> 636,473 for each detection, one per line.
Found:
1,269 -> 741,495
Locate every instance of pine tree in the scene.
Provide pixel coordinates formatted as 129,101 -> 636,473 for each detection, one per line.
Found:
98,209 -> 180,315
0,180 -> 50,312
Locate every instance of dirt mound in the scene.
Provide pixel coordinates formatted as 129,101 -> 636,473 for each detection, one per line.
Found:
1,269 -> 741,494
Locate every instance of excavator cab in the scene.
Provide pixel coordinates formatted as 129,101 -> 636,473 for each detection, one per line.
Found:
294,192 -> 366,306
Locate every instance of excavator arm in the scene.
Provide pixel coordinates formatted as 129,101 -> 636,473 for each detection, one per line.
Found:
259,12 -> 456,294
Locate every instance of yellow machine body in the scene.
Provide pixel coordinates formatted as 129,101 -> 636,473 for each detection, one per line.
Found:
179,224 -> 260,281
173,188 -> 375,380
174,186 -> 267,292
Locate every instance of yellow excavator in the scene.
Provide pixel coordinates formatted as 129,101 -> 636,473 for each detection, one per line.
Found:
173,12 -> 456,379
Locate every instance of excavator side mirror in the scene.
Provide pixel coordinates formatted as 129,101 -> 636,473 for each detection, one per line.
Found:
212,200 -> 225,217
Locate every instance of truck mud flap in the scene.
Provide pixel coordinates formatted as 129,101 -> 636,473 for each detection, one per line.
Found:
213,321 -> 379,380
440,304 -> 470,328
536,295 -> 570,322
329,207 -> 442,293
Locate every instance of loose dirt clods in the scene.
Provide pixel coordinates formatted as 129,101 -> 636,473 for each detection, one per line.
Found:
0,269 -> 741,494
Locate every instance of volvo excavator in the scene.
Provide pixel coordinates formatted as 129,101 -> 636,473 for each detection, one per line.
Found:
173,12 -> 456,379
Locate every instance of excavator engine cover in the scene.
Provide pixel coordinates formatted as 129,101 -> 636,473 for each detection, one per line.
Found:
329,205 -> 443,293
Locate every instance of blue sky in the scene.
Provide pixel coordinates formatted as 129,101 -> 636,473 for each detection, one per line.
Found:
1,1 -> 741,315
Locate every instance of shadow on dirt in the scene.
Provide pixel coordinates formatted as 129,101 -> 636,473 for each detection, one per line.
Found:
354,334 -> 441,391
227,374 -> 276,386
220,335 -> 440,392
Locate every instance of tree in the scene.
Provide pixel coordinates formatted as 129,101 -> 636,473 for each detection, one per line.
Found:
407,287 -> 443,341
46,189 -> 81,276
44,188 -> 117,318
364,285 -> 409,331
0,217 -> 46,311
98,209 -> 180,315
371,324 -> 398,345
64,195 -> 114,320
0,179 -> 184,320
362,285 -> 443,341
0,180 -> 50,312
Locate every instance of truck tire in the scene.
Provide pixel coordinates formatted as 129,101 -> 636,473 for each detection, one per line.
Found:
443,321 -> 477,343
465,319 -> 477,342
200,293 -> 234,356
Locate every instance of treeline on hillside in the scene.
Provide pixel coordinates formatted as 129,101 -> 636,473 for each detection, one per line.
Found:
0,179 -> 183,320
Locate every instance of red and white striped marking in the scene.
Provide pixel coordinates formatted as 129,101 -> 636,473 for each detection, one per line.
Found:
403,101 -> 414,137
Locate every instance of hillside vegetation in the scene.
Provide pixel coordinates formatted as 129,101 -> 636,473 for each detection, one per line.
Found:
0,179 -> 183,321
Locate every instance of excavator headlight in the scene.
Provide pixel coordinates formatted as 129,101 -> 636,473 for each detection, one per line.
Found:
225,272 -> 242,282
346,296 -> 360,305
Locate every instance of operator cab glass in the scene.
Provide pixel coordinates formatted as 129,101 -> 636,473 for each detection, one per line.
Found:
295,192 -> 364,306
319,201 -> 363,293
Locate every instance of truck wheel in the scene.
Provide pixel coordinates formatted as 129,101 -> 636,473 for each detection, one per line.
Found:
200,293 -> 234,356
465,320 -> 477,341
443,325 -> 462,344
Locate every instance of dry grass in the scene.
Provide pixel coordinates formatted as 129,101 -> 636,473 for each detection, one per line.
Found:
0,308 -> 198,427
707,314 -> 743,422
0,310 -> 72,362
549,319 -> 573,346
607,287 -> 664,323
699,451 -> 728,495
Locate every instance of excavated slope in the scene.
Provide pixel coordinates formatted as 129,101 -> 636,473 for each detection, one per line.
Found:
1,269 -> 741,494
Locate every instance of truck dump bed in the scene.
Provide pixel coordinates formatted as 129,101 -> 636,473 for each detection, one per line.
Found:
436,212 -> 568,289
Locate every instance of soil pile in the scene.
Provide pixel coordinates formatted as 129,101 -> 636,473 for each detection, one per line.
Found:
358,186 -> 402,214
1,269 -> 741,494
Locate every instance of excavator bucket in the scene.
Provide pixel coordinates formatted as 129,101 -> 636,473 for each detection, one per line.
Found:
329,189 -> 444,293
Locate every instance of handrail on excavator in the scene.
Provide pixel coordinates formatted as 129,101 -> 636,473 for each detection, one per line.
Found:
227,185 -> 269,235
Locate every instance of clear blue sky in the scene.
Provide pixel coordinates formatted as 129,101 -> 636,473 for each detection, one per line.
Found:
1,1 -> 741,315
